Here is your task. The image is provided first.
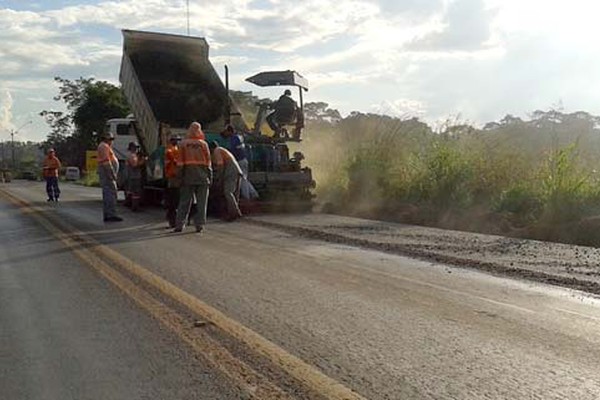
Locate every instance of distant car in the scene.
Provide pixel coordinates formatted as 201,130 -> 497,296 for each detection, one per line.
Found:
65,166 -> 81,181
21,171 -> 37,181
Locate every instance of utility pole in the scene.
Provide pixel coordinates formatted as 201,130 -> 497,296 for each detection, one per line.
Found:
10,121 -> 32,169
11,130 -> 15,169
186,0 -> 190,35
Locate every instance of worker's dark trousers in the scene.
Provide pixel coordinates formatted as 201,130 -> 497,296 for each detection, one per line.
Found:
45,176 -> 60,201
176,184 -> 209,230
266,112 -> 280,133
223,170 -> 242,220
164,186 -> 180,228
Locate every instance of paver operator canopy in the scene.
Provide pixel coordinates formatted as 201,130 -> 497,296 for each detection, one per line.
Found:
246,70 -> 308,140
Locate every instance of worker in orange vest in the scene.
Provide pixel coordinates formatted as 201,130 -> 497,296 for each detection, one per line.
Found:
164,134 -> 181,228
173,122 -> 212,233
97,132 -> 123,222
209,141 -> 243,221
189,121 -> 205,140
42,148 -> 61,202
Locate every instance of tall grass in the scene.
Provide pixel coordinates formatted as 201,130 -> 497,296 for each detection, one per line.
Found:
304,112 -> 600,245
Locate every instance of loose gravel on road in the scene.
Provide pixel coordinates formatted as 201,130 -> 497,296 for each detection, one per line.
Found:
250,214 -> 600,296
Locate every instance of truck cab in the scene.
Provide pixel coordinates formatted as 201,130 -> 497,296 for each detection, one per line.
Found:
104,117 -> 138,189
104,117 -> 137,161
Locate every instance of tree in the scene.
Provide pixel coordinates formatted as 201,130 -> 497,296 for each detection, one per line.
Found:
40,77 -> 129,167
304,102 -> 342,123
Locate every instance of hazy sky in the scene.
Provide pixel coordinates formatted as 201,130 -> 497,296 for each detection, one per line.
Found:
1,0 -> 600,142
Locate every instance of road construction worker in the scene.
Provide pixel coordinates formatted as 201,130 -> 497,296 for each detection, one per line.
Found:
124,141 -> 144,211
189,121 -> 205,140
164,134 -> 181,228
186,121 -> 204,223
97,132 -> 123,222
221,125 -> 258,200
174,122 -> 212,233
42,148 -> 61,202
266,89 -> 297,137
209,140 -> 243,221
182,120 -> 206,221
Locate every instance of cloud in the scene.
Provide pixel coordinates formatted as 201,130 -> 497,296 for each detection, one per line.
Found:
375,0 -> 443,16
0,89 -> 14,131
371,98 -> 427,119
408,0 -> 496,51
211,55 -> 251,66
0,9 -> 109,78
3,0 -> 600,143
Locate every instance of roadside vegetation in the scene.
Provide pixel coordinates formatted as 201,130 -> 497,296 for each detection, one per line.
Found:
303,106 -> 600,246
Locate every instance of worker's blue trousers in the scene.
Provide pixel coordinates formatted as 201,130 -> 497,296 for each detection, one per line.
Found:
45,176 -> 60,201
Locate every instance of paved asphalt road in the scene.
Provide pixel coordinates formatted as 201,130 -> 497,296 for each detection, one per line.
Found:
2,181 -> 600,399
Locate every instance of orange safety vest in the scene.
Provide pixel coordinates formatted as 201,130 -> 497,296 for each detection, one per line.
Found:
165,143 -> 179,178
177,138 -> 211,167
97,141 -> 117,165
42,155 -> 61,177
212,147 -> 235,167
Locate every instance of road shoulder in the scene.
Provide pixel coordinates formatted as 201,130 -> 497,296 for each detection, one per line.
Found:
249,213 -> 600,296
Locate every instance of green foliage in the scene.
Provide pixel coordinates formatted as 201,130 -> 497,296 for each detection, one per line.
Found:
73,80 -> 130,144
304,102 -> 342,123
305,108 -> 600,244
493,185 -> 543,223
415,140 -> 474,209
40,77 -> 130,168
538,144 -> 594,223
229,90 -> 260,129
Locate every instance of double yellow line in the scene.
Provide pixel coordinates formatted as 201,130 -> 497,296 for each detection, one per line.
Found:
0,188 -> 366,400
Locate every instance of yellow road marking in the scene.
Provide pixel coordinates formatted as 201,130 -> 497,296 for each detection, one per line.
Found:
0,189 -> 366,400
0,190 -> 293,399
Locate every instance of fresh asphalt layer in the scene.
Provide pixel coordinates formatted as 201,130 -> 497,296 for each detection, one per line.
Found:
2,181 -> 600,399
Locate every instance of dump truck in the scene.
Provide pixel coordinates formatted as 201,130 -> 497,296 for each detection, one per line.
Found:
107,29 -> 314,209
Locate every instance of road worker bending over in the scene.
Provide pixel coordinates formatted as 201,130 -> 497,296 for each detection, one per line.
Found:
42,148 -> 61,202
173,122 -> 212,233
124,141 -> 144,211
221,124 -> 258,200
209,141 -> 243,221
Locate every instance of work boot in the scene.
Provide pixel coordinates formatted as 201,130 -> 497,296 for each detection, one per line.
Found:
195,226 -> 203,233
167,216 -> 176,229
104,216 -> 123,222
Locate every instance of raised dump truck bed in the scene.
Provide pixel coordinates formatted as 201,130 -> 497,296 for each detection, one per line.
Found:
120,29 -> 229,154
